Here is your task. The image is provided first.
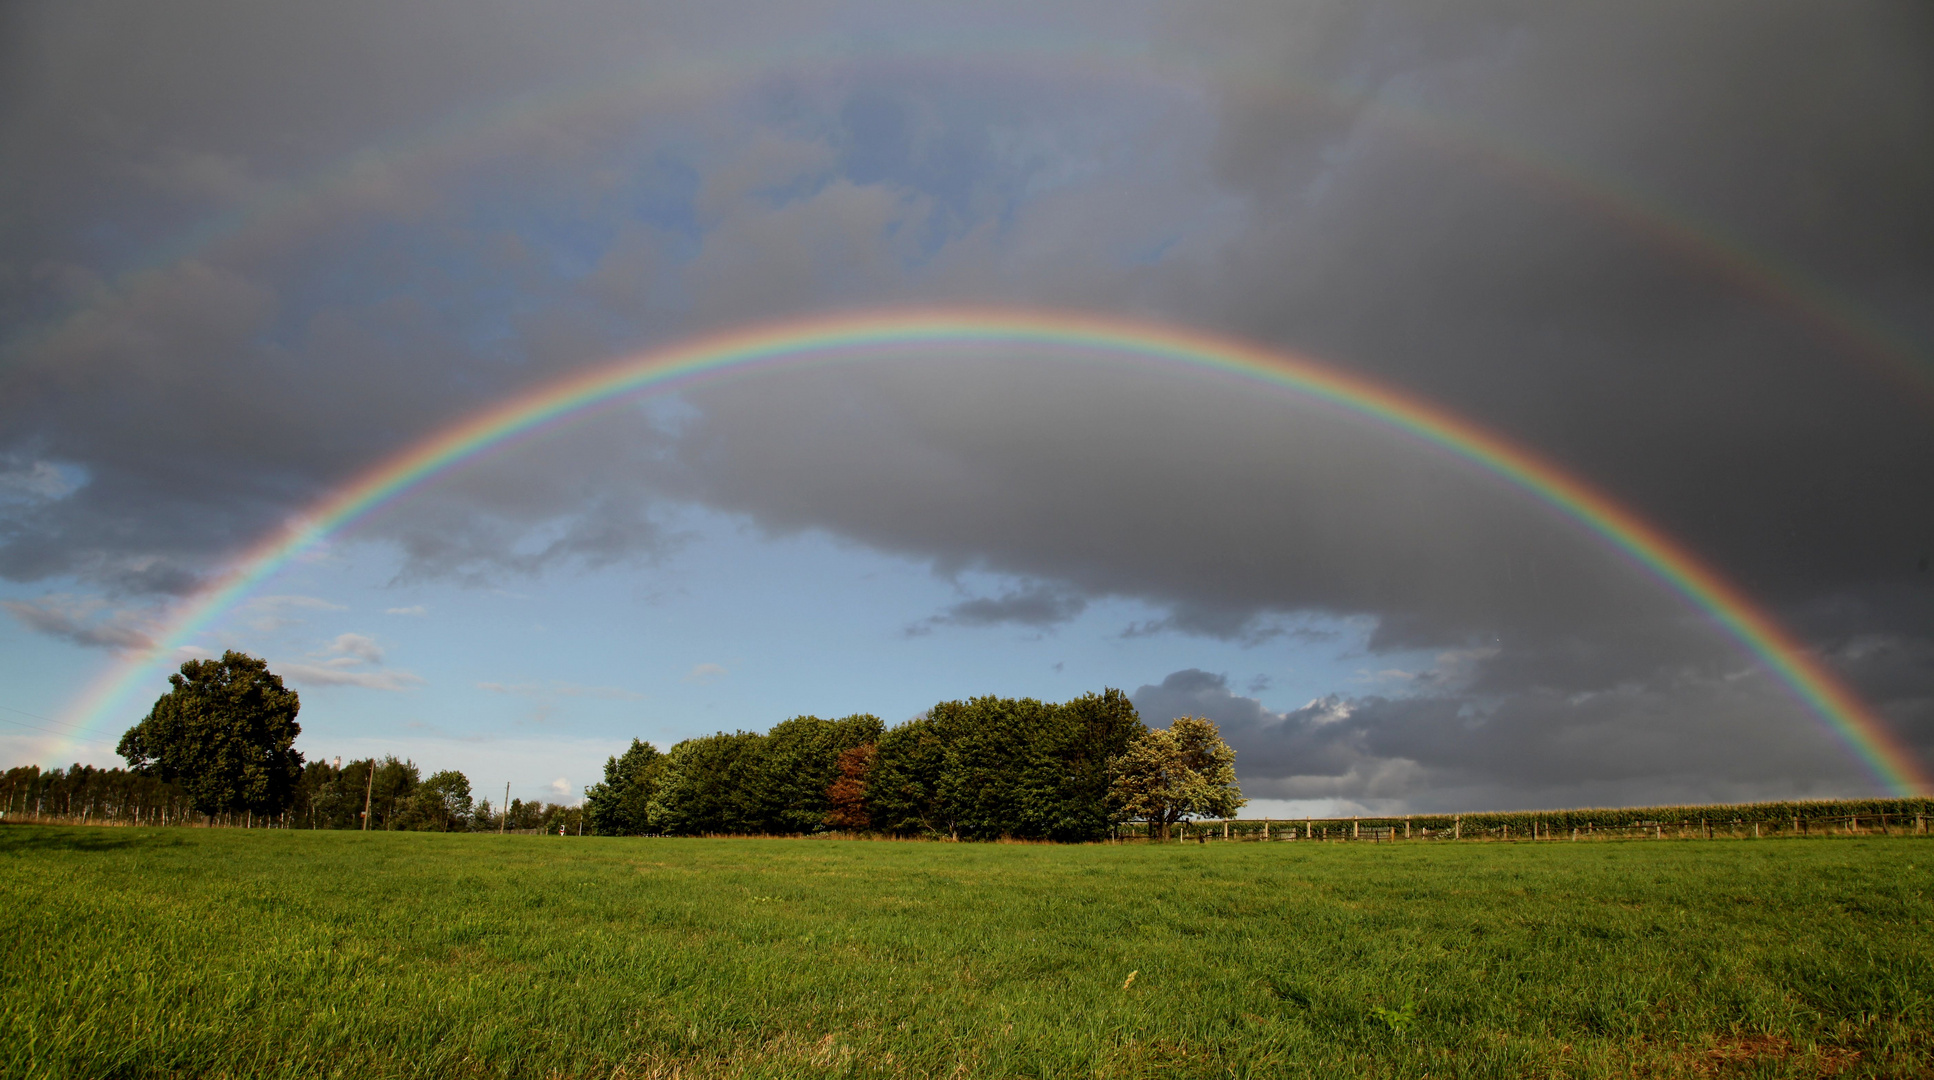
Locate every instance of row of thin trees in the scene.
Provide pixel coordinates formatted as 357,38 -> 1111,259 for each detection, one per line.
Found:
0,760 -> 581,832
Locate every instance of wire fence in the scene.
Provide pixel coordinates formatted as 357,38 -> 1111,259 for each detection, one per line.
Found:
1135,802 -> 1934,843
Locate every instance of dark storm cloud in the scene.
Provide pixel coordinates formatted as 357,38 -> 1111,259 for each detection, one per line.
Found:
2,0 -> 1929,802
1133,667 -> 1877,812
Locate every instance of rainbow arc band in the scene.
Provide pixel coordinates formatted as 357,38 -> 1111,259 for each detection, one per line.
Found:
52,308 -> 1932,795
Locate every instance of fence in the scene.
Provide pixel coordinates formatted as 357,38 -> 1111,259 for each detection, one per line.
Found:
1126,803 -> 1934,844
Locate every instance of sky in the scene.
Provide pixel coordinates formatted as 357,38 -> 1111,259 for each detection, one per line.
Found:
1,0 -> 1930,816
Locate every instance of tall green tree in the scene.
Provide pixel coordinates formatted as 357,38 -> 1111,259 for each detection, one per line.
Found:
414,770 -> 474,831
866,716 -> 948,836
1108,716 -> 1244,839
647,732 -> 769,834
1020,689 -> 1145,841
584,739 -> 664,835
117,651 -> 304,820
930,695 -> 1052,839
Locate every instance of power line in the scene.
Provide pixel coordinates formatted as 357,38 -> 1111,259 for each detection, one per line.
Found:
0,702 -> 85,730
0,713 -> 81,740
0,703 -> 97,741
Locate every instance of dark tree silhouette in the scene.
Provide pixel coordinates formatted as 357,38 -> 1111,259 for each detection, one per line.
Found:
118,651 -> 303,820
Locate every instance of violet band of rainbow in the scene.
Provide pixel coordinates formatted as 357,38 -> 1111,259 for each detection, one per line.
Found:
50,308 -> 1933,795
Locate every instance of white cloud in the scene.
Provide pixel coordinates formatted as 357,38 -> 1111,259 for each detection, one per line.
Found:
683,662 -> 728,684
240,594 -> 348,632
385,605 -> 427,616
549,777 -> 571,797
248,594 -> 348,612
325,632 -> 385,665
277,663 -> 425,691
275,632 -> 420,692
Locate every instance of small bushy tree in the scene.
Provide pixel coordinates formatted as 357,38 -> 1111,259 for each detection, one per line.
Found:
1108,716 -> 1244,839
415,770 -> 474,831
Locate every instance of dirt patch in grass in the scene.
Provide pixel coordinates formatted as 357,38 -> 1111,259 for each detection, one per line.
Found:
1644,1034 -> 1864,1077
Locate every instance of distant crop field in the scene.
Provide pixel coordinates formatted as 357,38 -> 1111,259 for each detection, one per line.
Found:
3,827 -> 1930,1079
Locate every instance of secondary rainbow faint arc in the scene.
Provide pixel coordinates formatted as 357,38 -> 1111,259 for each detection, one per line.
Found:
55,308 -> 1932,796
8,44 -> 1930,408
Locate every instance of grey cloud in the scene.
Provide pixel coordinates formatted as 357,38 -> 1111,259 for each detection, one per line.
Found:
2,595 -> 154,650
912,583 -> 1089,635
1133,667 -> 1877,812
278,663 -> 424,692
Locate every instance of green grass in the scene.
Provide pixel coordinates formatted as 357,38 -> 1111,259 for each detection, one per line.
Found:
3,827 -> 1931,1079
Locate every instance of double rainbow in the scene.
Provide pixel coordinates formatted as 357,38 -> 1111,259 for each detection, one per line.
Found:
51,309 -> 1932,795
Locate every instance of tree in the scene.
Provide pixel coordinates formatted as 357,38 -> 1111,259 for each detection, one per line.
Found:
1019,689 -> 1146,842
1108,716 -> 1244,840
647,732 -> 769,835
930,695 -> 1051,839
414,770 -> 474,831
757,714 -> 883,833
824,743 -> 877,830
117,651 -> 304,820
584,739 -> 663,835
866,716 -> 948,836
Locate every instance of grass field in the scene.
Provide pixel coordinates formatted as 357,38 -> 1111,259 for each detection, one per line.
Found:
3,827 -> 1931,1079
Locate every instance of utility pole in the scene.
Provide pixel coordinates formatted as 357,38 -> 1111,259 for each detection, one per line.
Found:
361,759 -> 376,831
501,782 -> 510,834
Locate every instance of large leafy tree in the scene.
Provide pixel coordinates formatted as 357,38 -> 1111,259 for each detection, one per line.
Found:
1019,689 -> 1145,841
1108,716 -> 1245,839
414,770 -> 474,832
584,739 -> 664,835
866,715 -> 948,836
647,732 -> 769,835
117,651 -> 304,820
930,695 -> 1051,839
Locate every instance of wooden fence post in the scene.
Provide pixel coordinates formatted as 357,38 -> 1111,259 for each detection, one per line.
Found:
1454,816 -> 1461,840
1353,817 -> 1359,840
1405,816 -> 1412,839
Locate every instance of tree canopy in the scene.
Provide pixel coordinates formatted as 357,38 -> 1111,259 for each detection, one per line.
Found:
594,690 -> 1164,841
583,739 -> 664,835
117,650 -> 304,819
1108,716 -> 1245,839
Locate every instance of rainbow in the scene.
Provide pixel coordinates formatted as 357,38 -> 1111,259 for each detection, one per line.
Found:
47,308 -> 1932,795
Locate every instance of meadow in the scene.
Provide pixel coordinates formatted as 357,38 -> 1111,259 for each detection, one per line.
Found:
2,827 -> 1930,1079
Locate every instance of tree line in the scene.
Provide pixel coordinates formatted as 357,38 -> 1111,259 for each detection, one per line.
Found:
0,758 -> 581,833
583,690 -> 1245,840
8,651 -> 1247,840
